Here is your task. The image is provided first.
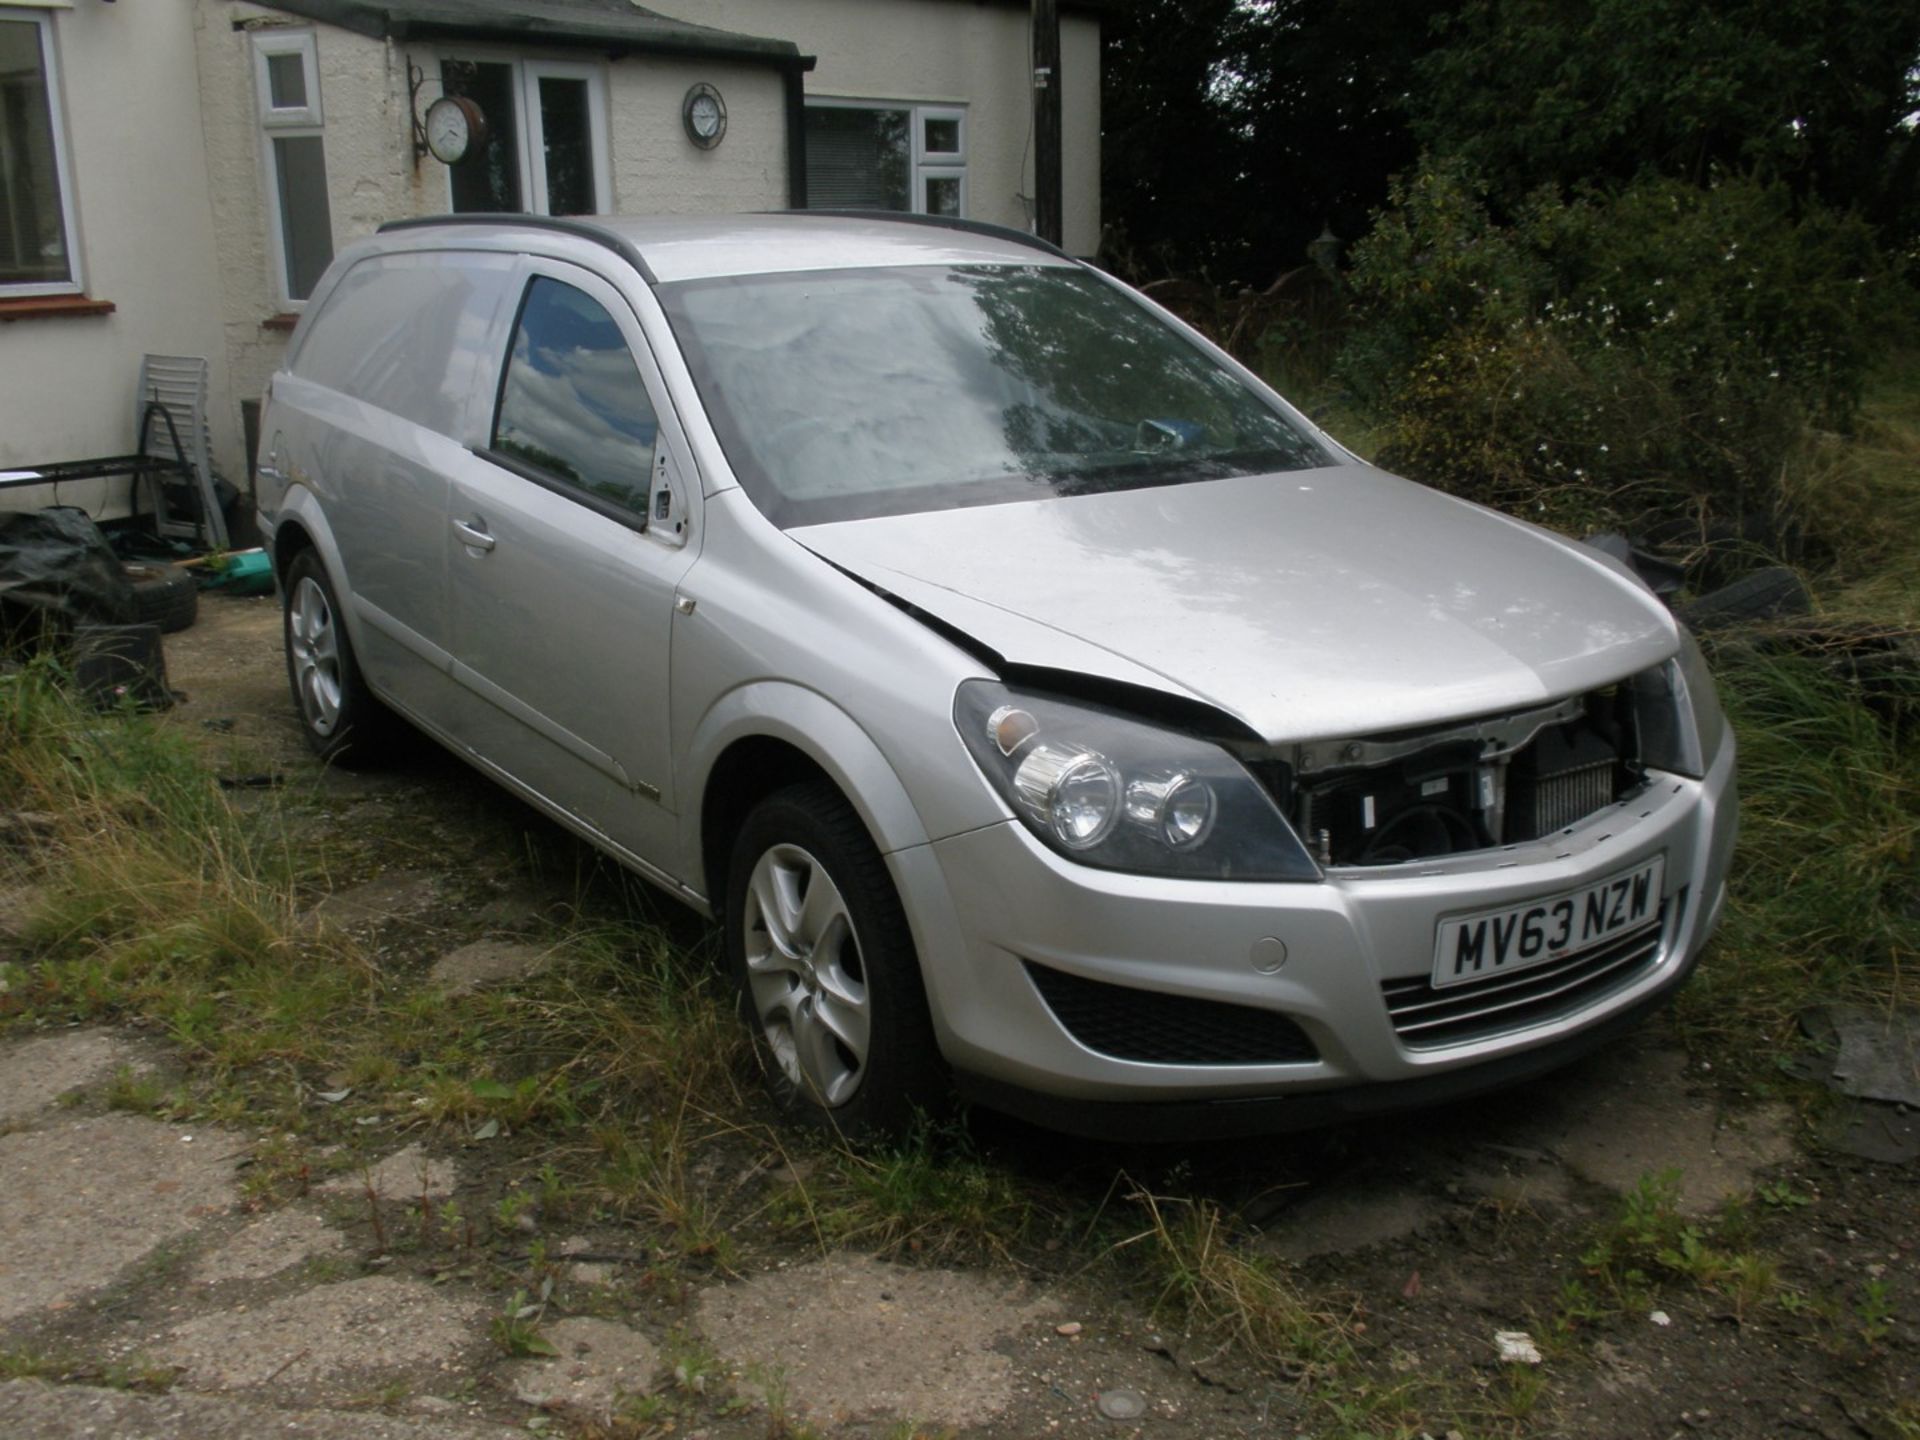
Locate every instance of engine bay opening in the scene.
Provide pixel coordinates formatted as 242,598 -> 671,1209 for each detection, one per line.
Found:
1282,685 -> 1647,867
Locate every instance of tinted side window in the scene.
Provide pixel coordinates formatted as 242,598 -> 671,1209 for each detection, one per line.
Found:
493,277 -> 658,516
292,251 -> 514,436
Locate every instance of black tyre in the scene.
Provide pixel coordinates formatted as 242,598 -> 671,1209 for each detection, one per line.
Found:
725,781 -> 947,1140
281,548 -> 394,765
123,560 -> 198,634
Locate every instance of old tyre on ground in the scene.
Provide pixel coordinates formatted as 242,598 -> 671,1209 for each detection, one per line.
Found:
122,560 -> 198,633
282,548 -> 393,765
725,780 -> 946,1140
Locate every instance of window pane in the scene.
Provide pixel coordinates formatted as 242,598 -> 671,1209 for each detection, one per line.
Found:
925,175 -> 962,218
494,277 -> 658,515
923,116 -> 960,155
266,51 -> 308,110
537,75 -> 594,216
443,60 -> 521,212
272,135 -> 333,301
803,107 -> 910,210
0,19 -> 70,286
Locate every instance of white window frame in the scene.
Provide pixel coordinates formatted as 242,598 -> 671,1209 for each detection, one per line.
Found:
251,29 -> 330,309
435,53 -> 611,217
806,97 -> 969,219
0,5 -> 83,297
914,106 -> 967,218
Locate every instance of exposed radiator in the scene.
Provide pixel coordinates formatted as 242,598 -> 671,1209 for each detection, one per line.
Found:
1527,759 -> 1617,836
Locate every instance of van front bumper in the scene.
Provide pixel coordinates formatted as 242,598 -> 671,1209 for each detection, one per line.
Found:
894,737 -> 1736,1139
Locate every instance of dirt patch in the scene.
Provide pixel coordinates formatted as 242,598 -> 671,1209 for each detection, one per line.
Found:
159,594 -> 307,772
0,1113 -> 242,1325
148,1274 -> 486,1401
0,1028 -> 150,1126
695,1253 -> 1050,1429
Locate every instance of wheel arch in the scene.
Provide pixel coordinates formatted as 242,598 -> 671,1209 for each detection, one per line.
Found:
685,683 -> 930,911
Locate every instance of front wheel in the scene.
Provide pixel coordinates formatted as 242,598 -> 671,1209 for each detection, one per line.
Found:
282,548 -> 394,765
725,781 -> 946,1140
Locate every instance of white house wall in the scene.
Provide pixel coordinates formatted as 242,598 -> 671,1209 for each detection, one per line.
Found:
697,0 -> 1102,254
0,0 -> 227,513
603,56 -> 788,215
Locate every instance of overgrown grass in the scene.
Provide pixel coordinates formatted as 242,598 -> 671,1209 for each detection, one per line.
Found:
1669,376 -> 1920,1060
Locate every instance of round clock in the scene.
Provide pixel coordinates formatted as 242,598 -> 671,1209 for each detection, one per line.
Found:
682,83 -> 727,149
424,94 -> 488,165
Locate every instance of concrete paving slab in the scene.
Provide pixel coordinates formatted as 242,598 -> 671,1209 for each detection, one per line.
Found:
0,1378 -> 519,1439
1516,1048 -> 1796,1214
695,1254 -> 1046,1428
0,1029 -> 150,1127
193,1206 -> 351,1285
507,1316 -> 658,1416
318,1143 -> 460,1202
307,871 -> 441,934
429,939 -> 552,997
0,1114 -> 241,1324
150,1275 -> 485,1398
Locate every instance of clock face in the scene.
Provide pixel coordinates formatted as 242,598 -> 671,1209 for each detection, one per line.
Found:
425,95 -> 478,165
682,84 -> 726,149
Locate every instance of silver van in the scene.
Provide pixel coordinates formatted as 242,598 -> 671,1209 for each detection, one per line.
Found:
257,214 -> 1737,1139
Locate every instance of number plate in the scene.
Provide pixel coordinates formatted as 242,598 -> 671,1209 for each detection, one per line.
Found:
1432,856 -> 1665,990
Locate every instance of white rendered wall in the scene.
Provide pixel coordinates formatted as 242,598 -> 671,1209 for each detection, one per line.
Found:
0,0 -> 228,515
692,0 -> 1102,254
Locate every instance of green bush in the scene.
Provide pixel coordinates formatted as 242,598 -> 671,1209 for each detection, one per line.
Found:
1336,160 -> 1889,548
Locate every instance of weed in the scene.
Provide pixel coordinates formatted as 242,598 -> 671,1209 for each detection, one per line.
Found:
1578,1170 -> 1780,1319
490,1288 -> 558,1358
1757,1180 -> 1813,1210
664,1328 -> 726,1397
1855,1278 -> 1895,1349
1884,1398 -> 1920,1440
102,1066 -> 174,1115
0,1346 -> 175,1392
1117,1186 -> 1354,1375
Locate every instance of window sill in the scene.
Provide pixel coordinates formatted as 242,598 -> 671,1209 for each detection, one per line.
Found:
0,295 -> 116,323
261,313 -> 300,332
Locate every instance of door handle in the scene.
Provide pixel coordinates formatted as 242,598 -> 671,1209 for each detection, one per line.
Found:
452,517 -> 495,552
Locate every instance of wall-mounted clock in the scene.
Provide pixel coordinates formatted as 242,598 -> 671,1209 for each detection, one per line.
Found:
683,83 -> 727,149
424,94 -> 488,165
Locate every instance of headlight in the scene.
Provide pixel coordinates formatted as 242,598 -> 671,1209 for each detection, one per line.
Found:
955,681 -> 1320,881
1631,629 -> 1727,779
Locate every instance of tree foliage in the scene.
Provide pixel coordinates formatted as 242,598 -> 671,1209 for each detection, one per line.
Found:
1101,0 -> 1435,283
1338,162 -> 1885,544
1100,0 -> 1920,280
1410,0 -> 1920,237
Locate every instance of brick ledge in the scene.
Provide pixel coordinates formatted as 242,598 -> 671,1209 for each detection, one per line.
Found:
0,295 -> 116,323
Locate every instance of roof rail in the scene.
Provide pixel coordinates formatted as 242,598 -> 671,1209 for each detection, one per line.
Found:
779,210 -> 1075,263
376,213 -> 658,285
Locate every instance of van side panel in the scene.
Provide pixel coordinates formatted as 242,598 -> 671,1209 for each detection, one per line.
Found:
280,250 -> 517,716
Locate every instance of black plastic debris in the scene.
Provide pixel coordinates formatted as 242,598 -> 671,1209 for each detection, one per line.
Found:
1582,531 -> 1687,599
0,506 -> 138,632
71,622 -> 173,711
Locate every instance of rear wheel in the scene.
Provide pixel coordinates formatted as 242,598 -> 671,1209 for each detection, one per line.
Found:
725,781 -> 946,1140
282,548 -> 393,765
